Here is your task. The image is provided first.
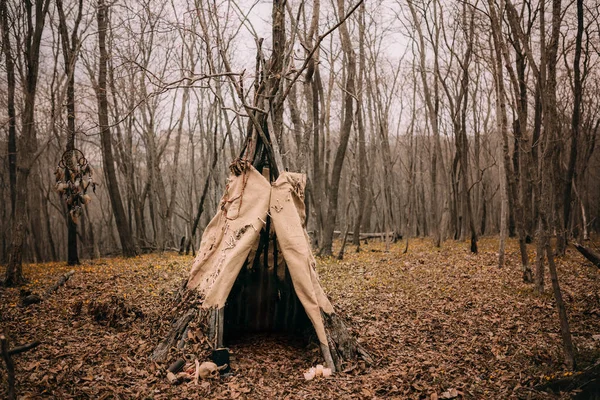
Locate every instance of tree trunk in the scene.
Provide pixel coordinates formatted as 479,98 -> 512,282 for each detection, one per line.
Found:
5,175 -> 29,286
269,0 -> 286,160
488,0 -> 531,279
166,85 -> 188,247
43,190 -> 58,261
4,0 -> 50,286
28,171 -> 44,262
573,243 -> 600,268
512,35 -> 535,269
540,0 -> 574,369
0,0 -> 17,216
407,0 -> 442,248
352,2 -> 367,251
96,0 -> 137,258
185,132 -> 220,255
535,222 -> 545,293
544,224 -> 576,369
107,48 -> 145,248
559,0 -> 584,255
456,3 -> 477,252
56,0 -> 84,266
488,0 -> 511,267
318,0 -> 356,257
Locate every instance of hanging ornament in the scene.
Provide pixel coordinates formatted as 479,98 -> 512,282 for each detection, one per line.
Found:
55,149 -> 96,223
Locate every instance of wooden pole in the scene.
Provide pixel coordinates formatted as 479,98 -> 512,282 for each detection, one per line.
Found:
1,334 -> 40,400
1,335 -> 16,400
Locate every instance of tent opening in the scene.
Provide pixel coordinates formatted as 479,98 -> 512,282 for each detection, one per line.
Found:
223,221 -> 316,344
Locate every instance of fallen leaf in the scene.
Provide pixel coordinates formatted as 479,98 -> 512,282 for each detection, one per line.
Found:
440,388 -> 461,399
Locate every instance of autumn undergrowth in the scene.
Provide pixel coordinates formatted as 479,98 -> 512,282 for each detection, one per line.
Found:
1,237 -> 599,399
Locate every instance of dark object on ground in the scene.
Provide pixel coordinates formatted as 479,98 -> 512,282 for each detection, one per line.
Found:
87,295 -> 143,328
20,270 -> 74,308
212,348 -> 230,374
1,334 -> 41,400
178,236 -> 186,255
535,360 -> 600,398
334,230 -> 400,241
168,358 -> 185,374
45,270 -> 75,296
574,243 -> 600,268
20,294 -> 41,307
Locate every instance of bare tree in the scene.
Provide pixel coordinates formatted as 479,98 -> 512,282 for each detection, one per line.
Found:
0,0 -> 16,217
56,0 -> 85,265
3,0 -> 51,286
94,0 -> 137,258
488,0 -> 533,281
317,0 -> 359,256
406,0 -> 444,247
438,1 -> 478,252
558,0 -> 584,254
352,1 -> 367,251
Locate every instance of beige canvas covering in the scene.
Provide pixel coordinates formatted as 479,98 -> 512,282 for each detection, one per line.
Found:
187,165 -> 334,350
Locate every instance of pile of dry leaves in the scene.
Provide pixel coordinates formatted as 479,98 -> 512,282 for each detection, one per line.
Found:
1,238 -> 599,399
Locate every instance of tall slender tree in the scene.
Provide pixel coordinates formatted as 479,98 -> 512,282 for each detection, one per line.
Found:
56,0 -> 84,265
95,0 -> 137,257
0,0 -> 17,217
559,0 -> 584,254
3,0 -> 51,286
406,0 -> 443,247
352,2 -> 367,251
318,0 -> 358,256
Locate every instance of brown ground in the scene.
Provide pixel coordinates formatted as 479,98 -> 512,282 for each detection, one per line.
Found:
1,237 -> 599,399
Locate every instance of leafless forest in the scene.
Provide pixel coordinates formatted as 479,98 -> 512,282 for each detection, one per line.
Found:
1,0 -> 599,274
2,0 -> 600,397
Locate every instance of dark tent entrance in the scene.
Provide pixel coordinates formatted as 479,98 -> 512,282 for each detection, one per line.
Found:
224,220 -> 314,343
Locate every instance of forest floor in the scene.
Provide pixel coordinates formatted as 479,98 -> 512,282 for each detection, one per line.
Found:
1,237 -> 600,399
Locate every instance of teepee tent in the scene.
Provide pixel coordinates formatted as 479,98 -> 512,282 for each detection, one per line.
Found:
153,11 -> 370,369
153,160 -> 371,372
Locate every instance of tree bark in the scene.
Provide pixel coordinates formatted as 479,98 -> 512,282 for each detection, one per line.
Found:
0,0 -> 17,216
96,0 -> 137,258
574,243 -> 600,268
407,0 -> 442,247
443,2 -> 477,252
166,82 -> 189,249
318,0 -> 357,256
4,0 -> 50,286
540,0 -> 574,369
511,25 -> 535,266
1,334 -> 16,400
544,227 -> 576,369
559,0 -> 584,255
56,0 -> 84,266
488,0 -> 511,268
107,44 -> 145,248
185,131 -> 220,255
352,2 -> 367,250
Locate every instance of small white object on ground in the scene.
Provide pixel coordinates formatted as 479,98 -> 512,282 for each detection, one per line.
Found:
198,361 -> 220,379
166,371 -> 178,384
194,359 -> 200,385
304,367 -> 316,381
304,365 -> 332,380
315,364 -> 324,377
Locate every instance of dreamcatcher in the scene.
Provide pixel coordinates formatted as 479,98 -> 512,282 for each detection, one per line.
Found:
54,148 -> 96,223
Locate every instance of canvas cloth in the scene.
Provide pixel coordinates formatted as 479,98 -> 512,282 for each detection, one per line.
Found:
187,166 -> 334,348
